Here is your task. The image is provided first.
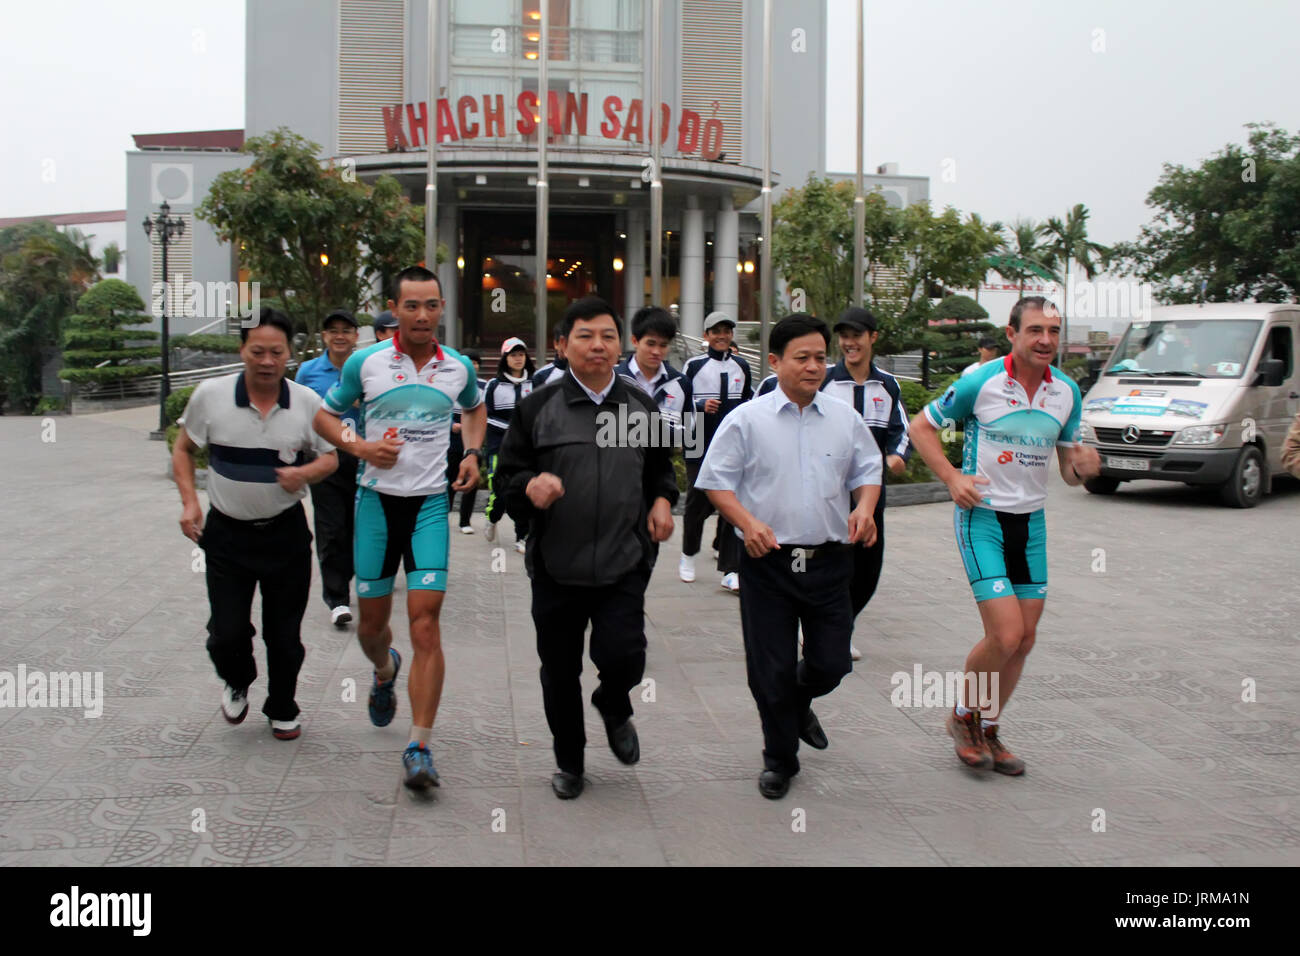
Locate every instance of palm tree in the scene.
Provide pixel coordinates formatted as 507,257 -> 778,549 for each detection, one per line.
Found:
1041,204 -> 1110,364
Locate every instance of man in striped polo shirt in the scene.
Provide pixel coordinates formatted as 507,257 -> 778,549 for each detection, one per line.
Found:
172,307 -> 339,740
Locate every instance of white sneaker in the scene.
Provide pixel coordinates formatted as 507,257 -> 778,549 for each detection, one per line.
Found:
514,540 -> 526,554
850,643 -> 862,662
798,623 -> 804,651
331,605 -> 352,628
720,572 -> 740,593
678,554 -> 696,583
484,521 -> 497,542
221,684 -> 248,724
269,717 -> 301,740
459,525 -> 475,535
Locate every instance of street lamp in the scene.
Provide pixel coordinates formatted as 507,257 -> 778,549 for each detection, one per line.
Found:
142,200 -> 185,437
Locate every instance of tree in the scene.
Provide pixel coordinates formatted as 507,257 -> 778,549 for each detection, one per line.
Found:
1041,204 -> 1111,363
0,221 -> 99,412
1112,123 -> 1300,303
922,294 -> 996,378
58,279 -> 160,386
101,241 -> 122,274
197,128 -> 429,357
872,205 -> 1003,355
988,219 -> 1059,297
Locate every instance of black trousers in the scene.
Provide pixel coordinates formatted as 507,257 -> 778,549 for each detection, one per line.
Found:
446,428 -> 477,527
683,457 -> 743,572
484,431 -> 529,539
530,555 -> 651,775
850,492 -> 887,619
738,544 -> 854,776
201,503 -> 312,722
309,458 -> 356,609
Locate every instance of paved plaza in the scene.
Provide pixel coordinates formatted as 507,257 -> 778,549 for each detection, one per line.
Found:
1,406 -> 1298,866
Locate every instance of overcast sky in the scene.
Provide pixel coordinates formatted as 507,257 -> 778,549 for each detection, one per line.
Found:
3,0 -> 1298,248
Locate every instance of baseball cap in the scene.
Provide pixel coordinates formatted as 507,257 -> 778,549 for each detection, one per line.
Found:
501,336 -> 527,355
323,308 -> 358,328
704,311 -> 736,330
373,310 -> 398,331
833,307 -> 877,333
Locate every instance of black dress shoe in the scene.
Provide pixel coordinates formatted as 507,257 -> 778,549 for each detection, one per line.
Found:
604,717 -> 640,765
800,708 -> 829,750
758,769 -> 791,799
551,771 -> 584,799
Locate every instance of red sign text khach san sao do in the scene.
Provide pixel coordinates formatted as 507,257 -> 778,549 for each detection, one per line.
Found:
382,93 -> 726,159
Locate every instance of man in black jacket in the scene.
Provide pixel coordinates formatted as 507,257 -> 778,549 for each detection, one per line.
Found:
496,297 -> 678,799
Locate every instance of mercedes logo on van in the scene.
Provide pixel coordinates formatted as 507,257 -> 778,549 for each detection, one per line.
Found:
1122,425 -> 1141,444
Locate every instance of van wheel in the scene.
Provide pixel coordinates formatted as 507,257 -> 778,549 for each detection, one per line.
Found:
1084,476 -> 1121,495
1220,446 -> 1264,508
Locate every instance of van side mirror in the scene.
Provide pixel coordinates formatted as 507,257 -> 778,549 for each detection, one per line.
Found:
1253,358 -> 1284,387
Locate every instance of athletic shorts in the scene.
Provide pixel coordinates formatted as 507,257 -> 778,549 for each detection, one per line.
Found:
354,487 -> 449,597
953,505 -> 1047,603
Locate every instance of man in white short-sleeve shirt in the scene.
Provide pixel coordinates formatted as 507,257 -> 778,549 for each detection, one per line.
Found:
173,308 -> 338,741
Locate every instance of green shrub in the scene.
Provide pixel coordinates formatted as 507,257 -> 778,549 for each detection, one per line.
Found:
165,385 -> 197,426
63,329 -> 159,349
58,364 -> 160,384
33,396 -> 65,415
165,423 -> 209,469
171,334 -> 242,353
62,347 -> 163,367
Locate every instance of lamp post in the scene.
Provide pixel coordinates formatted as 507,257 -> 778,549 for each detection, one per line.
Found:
142,200 -> 185,437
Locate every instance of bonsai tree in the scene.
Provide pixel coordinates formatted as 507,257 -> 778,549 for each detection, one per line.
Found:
921,294 -> 996,379
58,279 -> 160,386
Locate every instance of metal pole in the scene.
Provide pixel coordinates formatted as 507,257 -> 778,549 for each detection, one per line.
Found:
534,3 -> 550,367
649,0 -> 662,313
158,218 -> 171,432
424,1 -> 439,294
758,0 -> 773,380
852,0 -> 865,309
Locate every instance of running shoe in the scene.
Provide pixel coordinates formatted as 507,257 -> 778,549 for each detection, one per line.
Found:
849,643 -> 862,662
678,554 -> 696,582
221,684 -> 248,724
331,605 -> 352,628
984,724 -> 1025,775
946,708 -> 993,770
459,525 -> 475,535
484,521 -> 497,542
369,648 -> 402,727
269,717 -> 301,740
720,572 -> 740,593
402,742 -> 440,790
514,539 -> 526,554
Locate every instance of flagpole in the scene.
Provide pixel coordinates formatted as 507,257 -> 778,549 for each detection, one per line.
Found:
649,0 -> 663,320
852,0 -> 865,309
534,5 -> 549,368
424,0 -> 438,303
758,0 -> 773,380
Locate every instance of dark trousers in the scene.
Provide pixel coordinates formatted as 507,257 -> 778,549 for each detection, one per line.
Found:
309,459 -> 356,609
683,458 -> 742,572
850,495 -> 887,619
201,503 -> 312,722
738,544 -> 854,776
446,428 -> 477,527
530,557 -> 651,775
484,431 -> 529,539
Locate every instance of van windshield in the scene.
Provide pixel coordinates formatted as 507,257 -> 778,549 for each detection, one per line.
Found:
1106,319 -> 1261,378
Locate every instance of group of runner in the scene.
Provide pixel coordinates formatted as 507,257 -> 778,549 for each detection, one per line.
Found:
173,262 -> 1100,795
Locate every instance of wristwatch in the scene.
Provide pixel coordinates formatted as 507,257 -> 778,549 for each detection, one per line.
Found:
462,447 -> 484,461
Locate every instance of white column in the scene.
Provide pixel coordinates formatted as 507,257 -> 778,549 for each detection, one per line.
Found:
712,196 -> 739,327
438,203 -> 459,348
625,208 -> 646,320
681,197 -> 705,337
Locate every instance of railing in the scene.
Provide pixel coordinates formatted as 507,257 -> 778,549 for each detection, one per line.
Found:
672,332 -> 923,383
70,360 -> 300,404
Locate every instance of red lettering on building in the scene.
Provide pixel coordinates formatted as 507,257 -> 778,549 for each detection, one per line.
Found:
383,105 -> 409,150
701,118 -> 724,161
622,99 -> 643,142
435,98 -> 459,143
516,91 -> 538,135
457,96 -> 479,139
482,94 -> 506,137
405,102 -> 428,148
600,95 -> 623,138
676,109 -> 701,153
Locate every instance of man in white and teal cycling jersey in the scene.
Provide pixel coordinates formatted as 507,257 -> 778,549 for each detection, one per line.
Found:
909,296 -> 1100,776
313,266 -> 486,791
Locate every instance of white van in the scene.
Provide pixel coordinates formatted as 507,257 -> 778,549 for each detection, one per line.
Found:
1079,303 -> 1299,507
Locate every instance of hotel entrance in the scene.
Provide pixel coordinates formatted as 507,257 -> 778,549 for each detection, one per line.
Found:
460,211 -> 620,356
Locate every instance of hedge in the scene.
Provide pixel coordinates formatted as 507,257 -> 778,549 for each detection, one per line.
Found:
165,385 -> 197,426
63,329 -> 159,349
165,423 -> 209,469
58,364 -> 161,384
62,347 -> 162,367
171,334 -> 242,353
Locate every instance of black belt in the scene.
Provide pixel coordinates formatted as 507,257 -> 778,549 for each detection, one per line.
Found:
211,502 -> 302,529
776,542 -> 850,559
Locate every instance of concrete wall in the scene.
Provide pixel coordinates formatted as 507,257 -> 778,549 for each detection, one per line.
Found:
246,0 -> 338,151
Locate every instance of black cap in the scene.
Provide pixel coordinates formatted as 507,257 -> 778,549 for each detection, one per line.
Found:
833,307 -> 877,333
373,310 -> 398,330
323,308 -> 359,328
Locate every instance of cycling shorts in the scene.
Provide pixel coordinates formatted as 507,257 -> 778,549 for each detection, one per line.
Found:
953,505 -> 1047,603
354,487 -> 449,597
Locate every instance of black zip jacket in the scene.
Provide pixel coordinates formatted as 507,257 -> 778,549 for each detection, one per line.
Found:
496,371 -> 680,586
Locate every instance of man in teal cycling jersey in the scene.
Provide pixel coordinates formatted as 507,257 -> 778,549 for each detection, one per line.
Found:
909,296 -> 1100,775
313,266 -> 486,790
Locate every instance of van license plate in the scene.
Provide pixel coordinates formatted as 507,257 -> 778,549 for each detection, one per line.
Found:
1108,456 -> 1149,472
